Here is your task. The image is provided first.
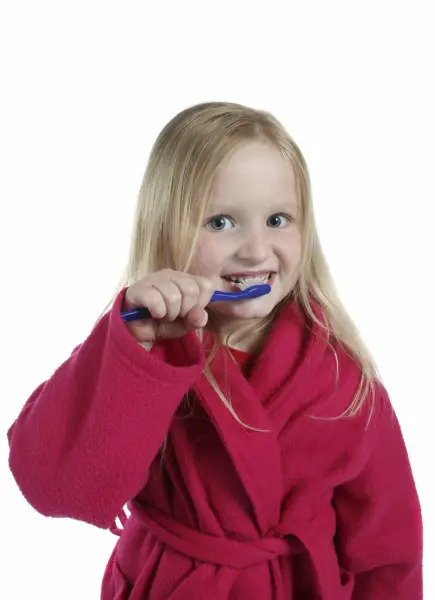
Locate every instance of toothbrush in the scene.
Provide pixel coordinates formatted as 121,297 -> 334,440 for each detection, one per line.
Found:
120,283 -> 271,322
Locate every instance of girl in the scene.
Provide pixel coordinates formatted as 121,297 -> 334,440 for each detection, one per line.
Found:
7,101 -> 423,599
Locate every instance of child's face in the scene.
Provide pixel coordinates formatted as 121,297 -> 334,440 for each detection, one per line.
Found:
191,140 -> 302,341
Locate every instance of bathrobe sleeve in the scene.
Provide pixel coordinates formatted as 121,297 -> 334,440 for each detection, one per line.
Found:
332,387 -> 423,599
7,287 -> 205,531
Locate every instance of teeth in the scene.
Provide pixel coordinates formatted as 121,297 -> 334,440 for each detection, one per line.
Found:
224,273 -> 270,290
226,273 -> 270,282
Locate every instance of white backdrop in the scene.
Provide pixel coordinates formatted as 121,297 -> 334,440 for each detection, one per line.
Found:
1,0 -> 433,598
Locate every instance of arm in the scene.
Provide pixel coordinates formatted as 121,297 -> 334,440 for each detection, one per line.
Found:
7,287 -> 205,531
332,388 -> 423,599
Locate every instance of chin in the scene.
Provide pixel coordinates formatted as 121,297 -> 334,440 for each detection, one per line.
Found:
210,300 -> 276,321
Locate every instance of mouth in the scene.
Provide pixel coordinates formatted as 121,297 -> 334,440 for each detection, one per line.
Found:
221,272 -> 275,292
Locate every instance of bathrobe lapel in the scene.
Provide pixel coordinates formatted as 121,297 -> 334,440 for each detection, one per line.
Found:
194,299 -> 328,537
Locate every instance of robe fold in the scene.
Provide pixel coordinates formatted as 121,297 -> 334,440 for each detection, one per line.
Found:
7,287 -> 423,599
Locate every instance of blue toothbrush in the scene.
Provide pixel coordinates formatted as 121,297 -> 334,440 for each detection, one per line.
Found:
121,283 -> 271,322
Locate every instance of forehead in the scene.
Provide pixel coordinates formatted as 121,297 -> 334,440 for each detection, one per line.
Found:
210,141 -> 298,209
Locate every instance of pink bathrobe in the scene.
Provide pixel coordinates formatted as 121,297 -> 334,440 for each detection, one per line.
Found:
7,287 -> 423,599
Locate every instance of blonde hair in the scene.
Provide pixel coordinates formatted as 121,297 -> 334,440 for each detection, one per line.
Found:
93,101 -> 383,441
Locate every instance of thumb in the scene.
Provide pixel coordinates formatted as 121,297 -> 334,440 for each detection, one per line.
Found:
186,306 -> 208,330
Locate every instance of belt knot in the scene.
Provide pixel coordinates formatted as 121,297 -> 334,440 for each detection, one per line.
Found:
129,499 -> 304,569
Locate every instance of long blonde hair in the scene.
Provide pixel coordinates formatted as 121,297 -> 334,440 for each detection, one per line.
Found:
93,101 -> 383,437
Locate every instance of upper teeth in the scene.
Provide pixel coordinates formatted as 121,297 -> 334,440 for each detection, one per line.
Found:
225,273 -> 270,283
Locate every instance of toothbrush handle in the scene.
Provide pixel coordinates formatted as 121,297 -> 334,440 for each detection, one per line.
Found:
121,291 -> 221,322
121,306 -> 152,322
120,284 -> 271,322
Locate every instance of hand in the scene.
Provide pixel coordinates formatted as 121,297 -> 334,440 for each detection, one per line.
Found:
121,269 -> 214,343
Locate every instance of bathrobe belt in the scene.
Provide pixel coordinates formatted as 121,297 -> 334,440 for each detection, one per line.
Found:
128,498 -> 305,569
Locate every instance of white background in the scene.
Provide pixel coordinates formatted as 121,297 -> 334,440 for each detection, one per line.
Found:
1,0 -> 433,597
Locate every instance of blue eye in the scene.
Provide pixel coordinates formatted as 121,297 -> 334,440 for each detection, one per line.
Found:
268,214 -> 291,228
205,214 -> 293,231
206,215 -> 232,231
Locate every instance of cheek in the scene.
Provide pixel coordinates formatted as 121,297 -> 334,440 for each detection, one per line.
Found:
277,232 -> 301,265
192,238 -> 223,275
287,231 -> 302,258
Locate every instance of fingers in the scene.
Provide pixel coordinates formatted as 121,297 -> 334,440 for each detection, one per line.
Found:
123,269 -> 214,341
148,270 -> 214,322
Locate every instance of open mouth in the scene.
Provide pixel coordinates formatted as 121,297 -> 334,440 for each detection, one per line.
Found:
221,272 -> 275,291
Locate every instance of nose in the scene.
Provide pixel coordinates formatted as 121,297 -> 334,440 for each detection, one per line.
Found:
236,228 -> 270,262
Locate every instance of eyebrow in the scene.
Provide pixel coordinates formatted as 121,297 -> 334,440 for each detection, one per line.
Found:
208,201 -> 299,212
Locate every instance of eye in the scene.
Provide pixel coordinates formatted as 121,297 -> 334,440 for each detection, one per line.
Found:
267,214 -> 294,227
206,215 -> 233,231
205,213 -> 294,231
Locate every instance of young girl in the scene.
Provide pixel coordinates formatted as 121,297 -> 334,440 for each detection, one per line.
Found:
7,101 -> 423,599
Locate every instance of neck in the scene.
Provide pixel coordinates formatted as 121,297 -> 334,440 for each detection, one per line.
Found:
204,327 -> 266,355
